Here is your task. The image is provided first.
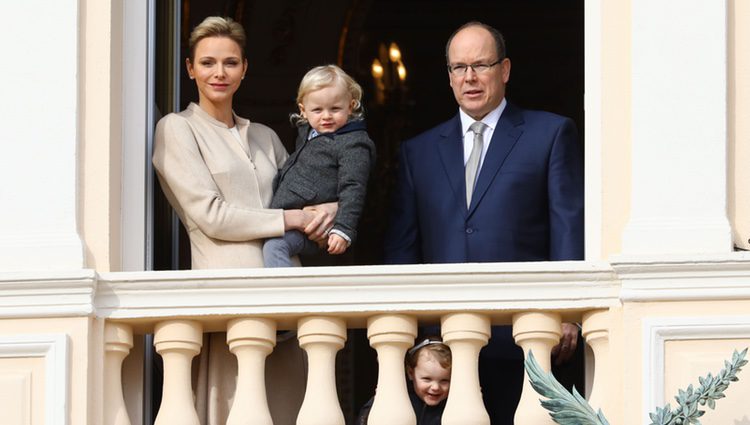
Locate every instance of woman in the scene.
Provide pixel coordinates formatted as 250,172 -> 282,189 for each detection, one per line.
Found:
153,16 -> 331,269
152,16 -> 331,424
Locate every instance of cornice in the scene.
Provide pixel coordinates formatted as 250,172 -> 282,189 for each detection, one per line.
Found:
0,270 -> 96,318
613,252 -> 750,301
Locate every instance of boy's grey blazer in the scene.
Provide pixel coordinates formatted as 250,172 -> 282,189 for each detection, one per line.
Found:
271,120 -> 375,242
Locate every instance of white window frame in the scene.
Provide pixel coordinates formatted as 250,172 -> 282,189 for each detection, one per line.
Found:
121,0 -> 152,271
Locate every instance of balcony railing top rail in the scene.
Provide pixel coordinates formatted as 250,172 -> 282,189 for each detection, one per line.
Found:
3,252 -> 750,326
97,261 -> 618,326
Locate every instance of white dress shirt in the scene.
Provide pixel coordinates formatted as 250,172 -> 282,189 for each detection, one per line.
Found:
459,98 -> 508,172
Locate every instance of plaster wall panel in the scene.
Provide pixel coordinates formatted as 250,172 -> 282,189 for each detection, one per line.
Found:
664,339 -> 750,425
0,360 -> 45,425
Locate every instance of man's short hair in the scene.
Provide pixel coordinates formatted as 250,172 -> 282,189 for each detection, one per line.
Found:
445,21 -> 506,64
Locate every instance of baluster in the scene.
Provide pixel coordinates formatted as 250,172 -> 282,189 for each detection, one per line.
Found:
582,309 -> 610,413
441,313 -> 491,425
226,318 -> 276,425
104,322 -> 133,425
154,320 -> 203,425
366,314 -> 417,425
512,312 -> 562,425
296,316 -> 347,425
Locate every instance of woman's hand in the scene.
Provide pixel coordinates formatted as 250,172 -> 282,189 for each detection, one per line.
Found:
302,202 -> 338,241
283,210 -> 309,231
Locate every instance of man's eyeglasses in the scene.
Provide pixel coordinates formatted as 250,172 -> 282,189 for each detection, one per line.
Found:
447,60 -> 502,76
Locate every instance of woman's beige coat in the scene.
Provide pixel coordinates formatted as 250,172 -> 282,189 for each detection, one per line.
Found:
153,103 -> 306,425
153,102 -> 287,269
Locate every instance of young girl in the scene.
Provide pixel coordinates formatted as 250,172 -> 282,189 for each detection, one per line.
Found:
263,65 -> 376,267
357,337 -> 452,425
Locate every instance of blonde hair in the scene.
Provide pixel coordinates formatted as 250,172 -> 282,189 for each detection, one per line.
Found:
291,65 -> 364,125
188,16 -> 246,62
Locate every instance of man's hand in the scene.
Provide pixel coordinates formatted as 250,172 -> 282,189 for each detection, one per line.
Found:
551,322 -> 579,366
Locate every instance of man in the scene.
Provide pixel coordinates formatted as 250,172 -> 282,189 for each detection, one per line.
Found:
384,22 -> 584,424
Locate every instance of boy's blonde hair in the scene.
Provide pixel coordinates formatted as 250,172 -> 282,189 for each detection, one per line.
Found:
405,337 -> 452,371
291,65 -> 364,125
188,16 -> 246,62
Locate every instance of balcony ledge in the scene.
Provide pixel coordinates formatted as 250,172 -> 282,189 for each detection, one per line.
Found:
1,255 -> 750,324
96,261 -> 618,326
612,251 -> 750,301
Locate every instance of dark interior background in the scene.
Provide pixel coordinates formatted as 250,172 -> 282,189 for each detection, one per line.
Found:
151,0 -> 584,422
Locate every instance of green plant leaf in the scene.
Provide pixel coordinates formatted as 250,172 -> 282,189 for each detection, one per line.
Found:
524,351 -> 610,425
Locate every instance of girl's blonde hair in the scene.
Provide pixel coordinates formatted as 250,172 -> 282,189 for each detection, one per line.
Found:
291,65 -> 364,125
188,16 -> 246,62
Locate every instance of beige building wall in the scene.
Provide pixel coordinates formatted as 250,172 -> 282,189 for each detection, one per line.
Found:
598,0 -> 750,257
599,0 -> 632,259
0,357 -> 45,425
0,317 -> 101,425
620,300 -> 750,425
664,339 -> 750,424
730,0 -> 750,250
596,305 -> 625,424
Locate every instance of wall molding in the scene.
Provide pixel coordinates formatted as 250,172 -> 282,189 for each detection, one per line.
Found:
0,270 -> 96,318
0,333 -> 70,425
641,315 -> 750,424
614,252 -> 750,301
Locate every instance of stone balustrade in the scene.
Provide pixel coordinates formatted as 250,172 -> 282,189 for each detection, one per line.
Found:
94,262 -> 619,425
103,310 -> 612,425
153,320 -> 203,425
8,257 -> 750,425
226,317 -> 276,425
104,322 -> 134,425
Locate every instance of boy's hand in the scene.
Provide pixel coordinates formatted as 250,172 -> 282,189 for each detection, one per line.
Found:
327,234 -> 348,255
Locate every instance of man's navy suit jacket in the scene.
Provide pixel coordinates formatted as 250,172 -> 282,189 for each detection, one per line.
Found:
385,102 -> 584,264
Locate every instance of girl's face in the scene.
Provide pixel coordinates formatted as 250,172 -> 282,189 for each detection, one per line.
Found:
186,36 -> 247,109
408,351 -> 451,406
298,83 -> 355,134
